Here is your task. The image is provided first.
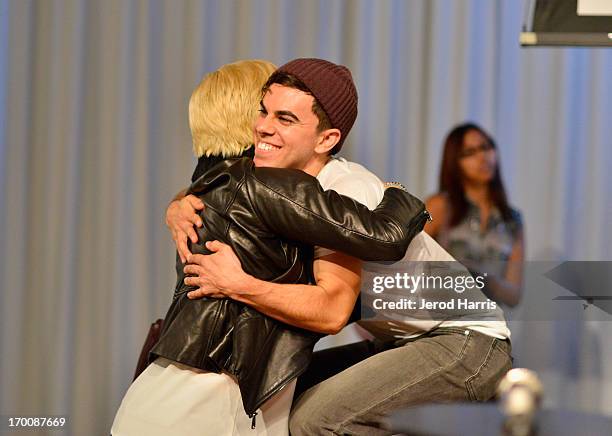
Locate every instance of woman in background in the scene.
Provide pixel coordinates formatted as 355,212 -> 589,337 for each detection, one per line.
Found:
425,122 -> 524,307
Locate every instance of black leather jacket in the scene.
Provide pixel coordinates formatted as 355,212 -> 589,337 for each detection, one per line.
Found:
151,157 -> 428,416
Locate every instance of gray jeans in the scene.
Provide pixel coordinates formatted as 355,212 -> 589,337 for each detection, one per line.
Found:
290,327 -> 512,435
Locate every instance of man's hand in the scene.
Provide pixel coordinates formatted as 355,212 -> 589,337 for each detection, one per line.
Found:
183,241 -> 250,299
165,194 -> 204,263
183,242 -> 361,334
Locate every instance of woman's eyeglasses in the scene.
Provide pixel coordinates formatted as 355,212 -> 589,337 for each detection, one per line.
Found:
459,142 -> 494,158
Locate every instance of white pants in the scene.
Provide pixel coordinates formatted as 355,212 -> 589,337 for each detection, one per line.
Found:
111,358 -> 294,436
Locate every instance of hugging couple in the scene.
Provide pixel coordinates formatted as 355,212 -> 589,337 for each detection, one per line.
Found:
111,58 -> 511,436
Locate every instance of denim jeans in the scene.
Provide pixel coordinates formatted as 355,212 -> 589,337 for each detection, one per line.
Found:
290,327 -> 512,435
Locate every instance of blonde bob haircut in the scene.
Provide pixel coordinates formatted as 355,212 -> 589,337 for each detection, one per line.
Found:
189,59 -> 277,158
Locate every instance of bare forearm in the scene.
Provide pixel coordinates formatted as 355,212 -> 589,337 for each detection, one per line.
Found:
229,275 -> 348,334
184,247 -> 361,334
482,275 -> 522,307
485,235 -> 524,307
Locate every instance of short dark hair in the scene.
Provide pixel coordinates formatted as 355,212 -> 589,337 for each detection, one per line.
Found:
262,71 -> 333,135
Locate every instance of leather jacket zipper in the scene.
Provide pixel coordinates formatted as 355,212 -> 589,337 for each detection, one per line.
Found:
247,352 -> 314,416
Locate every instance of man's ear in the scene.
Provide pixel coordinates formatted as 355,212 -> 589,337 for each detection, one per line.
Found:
314,128 -> 341,154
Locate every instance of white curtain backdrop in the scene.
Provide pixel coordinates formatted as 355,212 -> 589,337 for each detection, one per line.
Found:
1,0 -> 610,434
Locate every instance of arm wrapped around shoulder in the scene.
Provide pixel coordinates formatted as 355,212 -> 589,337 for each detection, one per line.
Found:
249,167 -> 430,262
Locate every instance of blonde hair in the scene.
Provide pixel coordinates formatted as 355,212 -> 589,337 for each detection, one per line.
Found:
189,59 -> 277,157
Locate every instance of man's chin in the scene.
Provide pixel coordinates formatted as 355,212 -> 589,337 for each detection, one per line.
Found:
253,155 -> 279,168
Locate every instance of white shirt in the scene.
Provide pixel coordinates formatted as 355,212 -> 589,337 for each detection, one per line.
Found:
314,157 -> 510,341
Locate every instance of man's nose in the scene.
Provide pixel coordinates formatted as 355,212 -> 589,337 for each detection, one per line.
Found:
255,115 -> 274,137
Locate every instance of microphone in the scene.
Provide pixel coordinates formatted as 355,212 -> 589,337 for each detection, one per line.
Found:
496,368 -> 543,436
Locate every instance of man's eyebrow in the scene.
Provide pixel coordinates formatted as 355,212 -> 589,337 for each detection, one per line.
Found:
275,110 -> 299,122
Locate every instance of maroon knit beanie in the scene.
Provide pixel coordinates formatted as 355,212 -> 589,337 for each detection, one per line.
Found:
277,58 -> 358,153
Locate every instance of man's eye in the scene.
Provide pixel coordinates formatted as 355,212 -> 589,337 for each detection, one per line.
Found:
279,117 -> 292,124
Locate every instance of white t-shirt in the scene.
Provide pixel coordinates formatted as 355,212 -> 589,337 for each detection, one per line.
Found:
314,157 -> 510,341
371,231 -> 511,340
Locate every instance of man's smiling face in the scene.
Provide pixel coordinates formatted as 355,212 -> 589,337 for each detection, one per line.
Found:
253,84 -> 326,176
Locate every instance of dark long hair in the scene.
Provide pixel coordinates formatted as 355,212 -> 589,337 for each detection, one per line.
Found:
438,123 -> 513,227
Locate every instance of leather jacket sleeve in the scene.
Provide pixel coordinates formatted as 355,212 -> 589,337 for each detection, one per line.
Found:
247,167 -> 429,262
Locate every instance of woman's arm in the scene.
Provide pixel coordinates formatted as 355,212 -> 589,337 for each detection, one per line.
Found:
424,193 -> 448,239
481,229 -> 525,307
249,167 -> 428,262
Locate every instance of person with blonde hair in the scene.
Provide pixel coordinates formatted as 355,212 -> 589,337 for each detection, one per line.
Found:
190,59 -> 276,159
111,60 -> 426,435
168,60 -> 277,256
